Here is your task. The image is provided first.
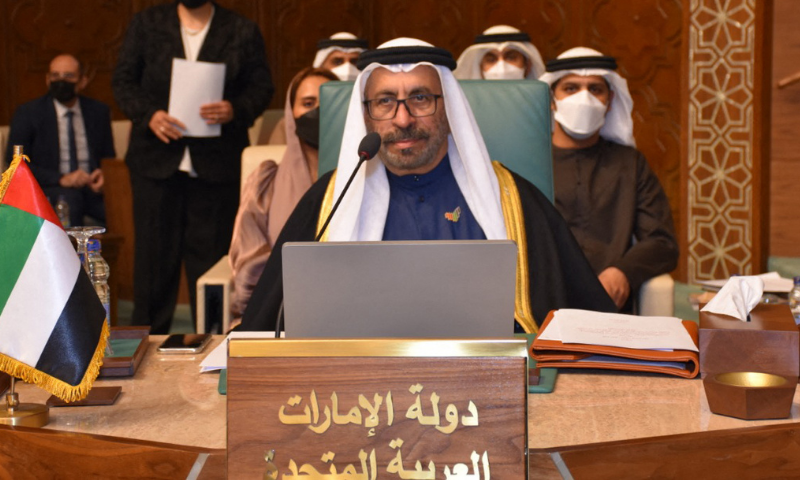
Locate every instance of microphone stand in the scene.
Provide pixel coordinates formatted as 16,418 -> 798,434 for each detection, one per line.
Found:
315,155 -> 369,242
275,153 -> 371,338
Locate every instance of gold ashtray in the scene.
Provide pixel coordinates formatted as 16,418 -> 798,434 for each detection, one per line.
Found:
704,372 -> 797,420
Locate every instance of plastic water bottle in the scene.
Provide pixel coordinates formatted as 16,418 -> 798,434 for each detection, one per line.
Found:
55,195 -> 70,228
790,276 -> 800,324
86,238 -> 110,326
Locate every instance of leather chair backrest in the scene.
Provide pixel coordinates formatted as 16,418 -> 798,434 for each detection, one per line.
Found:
319,79 -> 554,201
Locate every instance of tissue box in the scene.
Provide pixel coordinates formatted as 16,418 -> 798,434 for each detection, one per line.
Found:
699,304 -> 798,379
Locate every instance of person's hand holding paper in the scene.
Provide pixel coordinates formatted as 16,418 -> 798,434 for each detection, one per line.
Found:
200,100 -> 233,125
168,58 -> 226,137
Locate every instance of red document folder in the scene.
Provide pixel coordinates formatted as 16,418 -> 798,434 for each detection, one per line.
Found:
530,310 -> 700,379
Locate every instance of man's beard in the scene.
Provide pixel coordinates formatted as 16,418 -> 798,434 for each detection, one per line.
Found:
369,115 -> 450,172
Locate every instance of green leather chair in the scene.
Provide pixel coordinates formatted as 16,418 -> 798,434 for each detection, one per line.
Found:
318,79 -> 554,201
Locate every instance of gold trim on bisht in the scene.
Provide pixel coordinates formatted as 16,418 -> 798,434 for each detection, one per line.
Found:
316,171 -> 338,242
492,161 -> 537,334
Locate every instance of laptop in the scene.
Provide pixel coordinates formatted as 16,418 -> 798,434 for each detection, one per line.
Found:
282,240 -> 517,338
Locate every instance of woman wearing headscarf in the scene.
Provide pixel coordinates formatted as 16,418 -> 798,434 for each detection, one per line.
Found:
229,67 -> 338,317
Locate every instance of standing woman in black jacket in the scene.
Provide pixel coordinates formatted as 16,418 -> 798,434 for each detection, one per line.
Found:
113,0 -> 274,334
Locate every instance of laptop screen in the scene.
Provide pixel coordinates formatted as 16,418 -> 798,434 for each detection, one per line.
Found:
282,240 -> 517,338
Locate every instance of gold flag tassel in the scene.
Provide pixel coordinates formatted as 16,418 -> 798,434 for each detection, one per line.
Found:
0,322 -> 110,403
0,150 -> 30,203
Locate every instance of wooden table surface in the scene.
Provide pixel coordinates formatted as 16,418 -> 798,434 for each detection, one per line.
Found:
7,337 -> 800,478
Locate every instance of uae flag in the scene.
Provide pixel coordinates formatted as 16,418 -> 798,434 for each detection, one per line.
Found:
0,154 -> 108,402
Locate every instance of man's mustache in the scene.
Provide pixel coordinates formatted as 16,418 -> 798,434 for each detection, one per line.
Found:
382,126 -> 430,144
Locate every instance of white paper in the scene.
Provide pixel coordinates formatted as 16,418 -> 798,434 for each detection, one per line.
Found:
199,331 -> 279,372
168,58 -> 225,137
698,272 -> 792,293
539,309 -> 698,352
700,275 -> 764,322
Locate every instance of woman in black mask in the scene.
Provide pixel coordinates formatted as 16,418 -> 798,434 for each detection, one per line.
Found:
228,67 -> 338,318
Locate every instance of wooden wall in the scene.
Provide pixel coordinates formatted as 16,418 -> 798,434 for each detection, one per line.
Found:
770,0 -> 800,258
0,0 -> 684,242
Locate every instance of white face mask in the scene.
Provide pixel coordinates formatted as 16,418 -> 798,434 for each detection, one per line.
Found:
331,62 -> 360,82
483,60 -> 525,80
553,89 -> 608,139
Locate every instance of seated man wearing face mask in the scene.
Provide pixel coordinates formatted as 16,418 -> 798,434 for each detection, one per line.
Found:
228,67 -> 339,317
313,32 -> 369,81
540,47 -> 679,311
6,54 -> 115,226
454,25 -> 545,81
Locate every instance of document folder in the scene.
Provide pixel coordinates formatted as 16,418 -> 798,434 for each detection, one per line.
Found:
530,310 -> 700,379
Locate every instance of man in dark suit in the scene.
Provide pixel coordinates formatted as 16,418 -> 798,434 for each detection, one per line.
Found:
6,54 -> 115,226
112,0 -> 274,334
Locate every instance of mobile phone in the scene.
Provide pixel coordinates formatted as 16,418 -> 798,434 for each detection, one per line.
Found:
157,334 -> 212,354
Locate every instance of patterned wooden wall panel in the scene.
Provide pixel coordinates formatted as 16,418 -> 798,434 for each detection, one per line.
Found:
683,0 -> 769,282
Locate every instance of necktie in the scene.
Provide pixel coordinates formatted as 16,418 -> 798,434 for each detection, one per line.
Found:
66,110 -> 78,172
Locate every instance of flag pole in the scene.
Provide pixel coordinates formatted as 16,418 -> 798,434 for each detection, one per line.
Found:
0,376 -> 50,427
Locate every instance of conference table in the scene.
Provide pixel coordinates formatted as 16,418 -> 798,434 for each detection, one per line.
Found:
4,335 -> 800,478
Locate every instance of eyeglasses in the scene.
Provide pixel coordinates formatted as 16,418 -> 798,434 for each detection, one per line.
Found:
48,72 -> 79,82
363,94 -> 443,120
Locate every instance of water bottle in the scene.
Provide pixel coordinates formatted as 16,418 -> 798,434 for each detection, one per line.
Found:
790,276 -> 800,324
55,195 -> 70,228
86,238 -> 110,327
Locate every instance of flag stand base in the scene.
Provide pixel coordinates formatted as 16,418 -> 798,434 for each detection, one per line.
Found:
0,378 -> 49,427
0,402 -> 50,427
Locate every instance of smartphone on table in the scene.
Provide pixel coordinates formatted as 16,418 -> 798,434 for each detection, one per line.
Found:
157,334 -> 212,354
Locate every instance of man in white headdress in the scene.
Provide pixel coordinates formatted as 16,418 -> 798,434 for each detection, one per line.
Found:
454,25 -> 545,80
241,39 -> 616,333
539,47 -> 678,311
313,32 -> 369,81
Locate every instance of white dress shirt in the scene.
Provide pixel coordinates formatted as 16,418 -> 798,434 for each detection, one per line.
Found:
177,5 -> 215,177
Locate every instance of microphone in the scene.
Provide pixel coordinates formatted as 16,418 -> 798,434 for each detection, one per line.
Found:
357,131 -> 382,162
314,132 -> 381,242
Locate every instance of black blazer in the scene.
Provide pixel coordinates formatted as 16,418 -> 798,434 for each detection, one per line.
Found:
112,2 -> 274,184
5,94 -> 115,187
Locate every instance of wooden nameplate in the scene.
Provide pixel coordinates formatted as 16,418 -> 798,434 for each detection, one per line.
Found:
227,338 -> 528,479
99,327 -> 150,378
699,304 -> 798,379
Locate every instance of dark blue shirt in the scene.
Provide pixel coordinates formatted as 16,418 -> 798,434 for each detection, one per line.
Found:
382,155 -> 486,241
